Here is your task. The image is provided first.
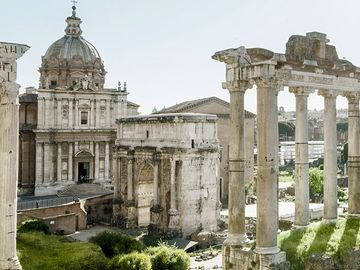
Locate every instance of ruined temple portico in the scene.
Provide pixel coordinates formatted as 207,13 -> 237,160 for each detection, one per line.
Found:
214,32 -> 360,269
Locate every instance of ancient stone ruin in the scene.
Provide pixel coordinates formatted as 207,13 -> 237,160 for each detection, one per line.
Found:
0,42 -> 29,270
213,32 -> 360,269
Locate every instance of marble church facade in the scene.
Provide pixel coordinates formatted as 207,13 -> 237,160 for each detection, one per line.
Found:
18,6 -> 139,196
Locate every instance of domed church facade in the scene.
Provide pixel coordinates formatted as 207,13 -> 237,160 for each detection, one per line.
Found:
18,6 -> 139,196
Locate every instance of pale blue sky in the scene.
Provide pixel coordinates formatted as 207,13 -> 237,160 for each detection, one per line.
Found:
3,0 -> 357,114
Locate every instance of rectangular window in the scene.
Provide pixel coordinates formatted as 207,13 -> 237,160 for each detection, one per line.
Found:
81,111 -> 88,125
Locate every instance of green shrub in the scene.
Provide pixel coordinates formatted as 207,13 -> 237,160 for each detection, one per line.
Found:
18,220 -> 50,234
90,230 -> 145,258
309,168 -> 324,202
107,252 -> 151,270
60,253 -> 108,270
146,243 -> 191,270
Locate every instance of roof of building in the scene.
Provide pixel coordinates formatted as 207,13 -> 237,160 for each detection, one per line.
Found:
155,96 -> 256,118
117,113 -> 217,124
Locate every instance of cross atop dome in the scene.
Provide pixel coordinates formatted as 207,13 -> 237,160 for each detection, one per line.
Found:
71,0 -> 78,17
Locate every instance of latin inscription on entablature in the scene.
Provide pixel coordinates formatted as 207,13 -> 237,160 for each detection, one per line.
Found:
307,76 -> 333,84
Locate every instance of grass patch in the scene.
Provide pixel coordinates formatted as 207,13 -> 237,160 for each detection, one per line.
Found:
17,232 -> 108,270
278,218 -> 360,270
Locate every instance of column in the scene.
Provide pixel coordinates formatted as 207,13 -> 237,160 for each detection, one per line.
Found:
68,99 -> 73,128
168,157 -> 180,229
68,142 -> 73,182
74,99 -> 79,127
0,81 -> 22,270
105,142 -> 110,180
57,142 -> 62,182
37,97 -> 44,128
94,142 -> 99,181
57,99 -> 62,128
43,142 -> 51,185
319,90 -> 338,223
35,142 -> 43,185
224,81 -> 250,245
345,93 -> 360,216
44,99 -> 50,128
95,99 -> 100,127
254,78 -> 281,255
106,99 -> 111,127
127,156 -> 134,201
290,87 -> 313,227
90,100 -> 95,127
153,152 -> 160,205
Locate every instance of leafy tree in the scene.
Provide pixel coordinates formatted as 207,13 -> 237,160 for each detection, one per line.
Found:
107,252 -> 151,270
309,168 -> 324,203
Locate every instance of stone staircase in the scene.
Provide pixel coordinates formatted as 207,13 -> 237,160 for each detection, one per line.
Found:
57,183 -> 113,197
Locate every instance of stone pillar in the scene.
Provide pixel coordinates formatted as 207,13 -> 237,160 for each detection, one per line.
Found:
74,99 -> 79,127
105,141 -> 110,180
94,142 -> 99,180
290,87 -> 313,227
127,156 -> 134,201
319,90 -> 338,223
106,99 -> 111,127
168,157 -> 180,229
0,82 -> 22,270
35,142 -> 43,185
68,99 -> 73,128
44,99 -> 50,128
43,142 -> 51,185
224,81 -> 250,245
96,99 -> 100,127
68,142 -> 73,182
153,152 -> 160,205
90,100 -> 95,127
344,93 -> 360,216
57,142 -> 62,182
254,79 -> 281,255
37,97 -> 44,128
57,99 -> 62,128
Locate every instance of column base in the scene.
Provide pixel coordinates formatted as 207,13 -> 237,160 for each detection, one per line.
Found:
347,213 -> 360,219
292,223 -> 309,230
322,218 -> 337,224
223,233 -> 250,246
223,246 -> 289,270
168,208 -> 180,229
254,246 -> 280,255
0,256 -> 22,270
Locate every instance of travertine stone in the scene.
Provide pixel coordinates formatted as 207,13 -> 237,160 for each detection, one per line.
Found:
94,142 -> 99,180
289,87 -> 313,227
104,142 -> 110,180
68,142 -> 73,182
254,78 -> 281,255
344,93 -> 360,216
224,82 -> 250,245
57,143 -> 62,181
0,41 -> 29,270
318,89 -> 338,223
168,157 -> 180,229
127,157 -> 134,201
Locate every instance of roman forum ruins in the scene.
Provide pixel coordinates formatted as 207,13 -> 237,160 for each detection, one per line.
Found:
214,32 -> 360,269
0,42 -> 29,270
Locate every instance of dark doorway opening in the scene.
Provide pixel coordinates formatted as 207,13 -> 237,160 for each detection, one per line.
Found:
78,162 -> 90,183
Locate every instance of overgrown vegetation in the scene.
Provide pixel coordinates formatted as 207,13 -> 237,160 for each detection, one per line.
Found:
18,220 -> 50,235
278,218 -> 360,270
17,232 -> 107,270
108,252 -> 152,270
89,230 -> 145,258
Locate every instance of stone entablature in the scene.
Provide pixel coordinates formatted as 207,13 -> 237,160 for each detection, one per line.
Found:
113,113 -> 220,237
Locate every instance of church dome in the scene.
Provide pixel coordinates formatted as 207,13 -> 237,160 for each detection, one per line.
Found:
39,5 -> 106,90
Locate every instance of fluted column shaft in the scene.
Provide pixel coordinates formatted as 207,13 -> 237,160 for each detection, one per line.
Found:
68,99 -> 73,128
224,82 -> 249,245
290,87 -> 313,227
255,79 -> 281,255
94,142 -> 99,180
0,82 -> 22,269
319,90 -> 338,223
35,142 -> 43,185
153,154 -> 160,205
345,93 -> 360,215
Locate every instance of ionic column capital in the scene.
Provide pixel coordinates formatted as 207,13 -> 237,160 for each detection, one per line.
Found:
343,91 -> 360,103
222,80 -> 252,93
255,77 -> 284,93
317,89 -> 339,98
289,86 -> 314,96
